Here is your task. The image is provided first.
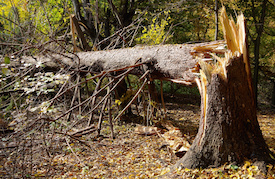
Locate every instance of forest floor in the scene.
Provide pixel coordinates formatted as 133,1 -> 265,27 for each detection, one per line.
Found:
0,93 -> 275,178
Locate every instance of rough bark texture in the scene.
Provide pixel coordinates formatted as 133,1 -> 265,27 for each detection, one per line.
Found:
273,80 -> 275,107
176,55 -> 274,169
21,43 -> 205,85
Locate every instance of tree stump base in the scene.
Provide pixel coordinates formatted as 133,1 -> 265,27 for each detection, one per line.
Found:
176,56 -> 275,171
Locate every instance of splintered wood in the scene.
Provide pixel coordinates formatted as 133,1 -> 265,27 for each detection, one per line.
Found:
192,6 -> 252,145
193,6 -> 250,82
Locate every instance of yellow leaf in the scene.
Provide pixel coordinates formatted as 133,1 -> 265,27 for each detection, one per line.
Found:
244,161 -> 251,167
115,99 -> 122,105
160,168 -> 170,175
270,153 -> 275,160
184,168 -> 191,172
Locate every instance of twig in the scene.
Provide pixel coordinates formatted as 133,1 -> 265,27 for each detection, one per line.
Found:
56,131 -> 99,156
0,42 -> 24,46
97,95 -> 109,136
96,17 -> 142,48
49,71 -> 73,107
85,68 -> 131,117
83,74 -> 113,114
65,137 -> 85,165
49,62 -> 145,107
54,67 -> 132,121
113,78 -> 148,122
147,91 -> 152,125
108,84 -> 114,139
87,73 -> 106,125
107,0 -> 123,28
49,71 -> 105,104
160,80 -> 167,118
0,65 -> 35,91
70,125 -> 96,137
0,89 -> 24,95
139,70 -> 150,81
129,18 -> 143,46
77,74 -> 82,114
71,128 -> 97,137
67,74 -> 80,121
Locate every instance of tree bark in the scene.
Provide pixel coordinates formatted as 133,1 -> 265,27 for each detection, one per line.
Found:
22,42 -> 223,85
176,55 -> 274,169
272,80 -> 275,107
176,6 -> 274,170
214,0 -> 219,40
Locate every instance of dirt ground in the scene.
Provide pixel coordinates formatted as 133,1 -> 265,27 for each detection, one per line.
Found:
0,93 -> 274,178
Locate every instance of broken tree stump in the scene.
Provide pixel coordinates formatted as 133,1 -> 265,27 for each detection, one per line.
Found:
176,7 -> 274,170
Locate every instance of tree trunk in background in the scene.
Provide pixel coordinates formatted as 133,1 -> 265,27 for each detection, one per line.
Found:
252,0 -> 267,107
71,0 -> 97,41
214,0 -> 219,40
253,37 -> 260,107
272,80 -> 275,107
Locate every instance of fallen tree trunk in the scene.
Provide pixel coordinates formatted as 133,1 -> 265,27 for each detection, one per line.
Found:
21,41 -> 225,85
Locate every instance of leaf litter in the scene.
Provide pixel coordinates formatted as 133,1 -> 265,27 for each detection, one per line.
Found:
0,96 -> 274,178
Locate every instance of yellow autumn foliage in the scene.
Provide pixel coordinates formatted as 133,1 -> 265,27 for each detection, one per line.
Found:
0,0 -> 29,28
136,11 -> 172,45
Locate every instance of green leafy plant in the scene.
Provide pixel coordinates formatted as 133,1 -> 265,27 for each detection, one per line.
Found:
136,11 -> 172,45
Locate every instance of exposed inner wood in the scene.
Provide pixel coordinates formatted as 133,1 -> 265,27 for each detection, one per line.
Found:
175,6 -> 274,170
